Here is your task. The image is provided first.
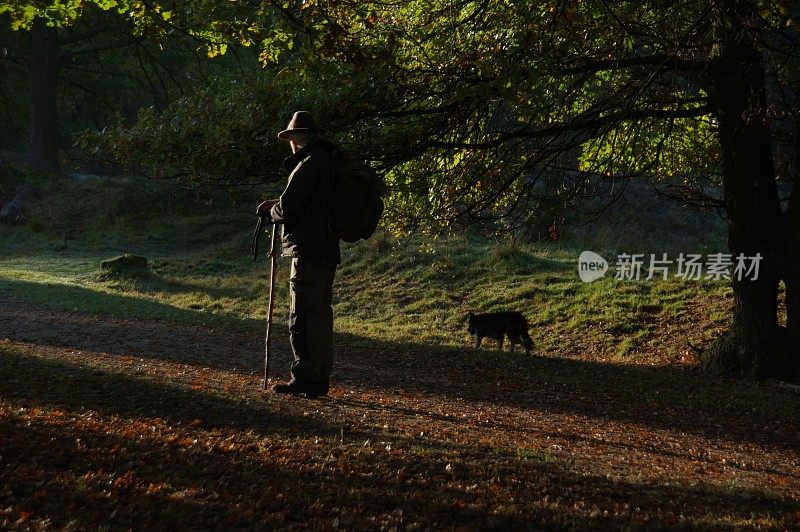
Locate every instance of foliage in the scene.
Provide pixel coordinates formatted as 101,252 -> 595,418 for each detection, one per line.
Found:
5,0 -> 799,235
0,0 -> 273,53
0,1 -> 246,160
79,73 -> 285,186
58,1 -> 792,233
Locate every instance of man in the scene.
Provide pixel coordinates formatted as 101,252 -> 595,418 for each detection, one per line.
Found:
257,111 -> 340,398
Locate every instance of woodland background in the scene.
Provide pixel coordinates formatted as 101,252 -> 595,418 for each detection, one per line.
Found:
1,1 -> 799,529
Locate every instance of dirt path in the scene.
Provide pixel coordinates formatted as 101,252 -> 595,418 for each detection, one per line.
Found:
1,300 -> 799,529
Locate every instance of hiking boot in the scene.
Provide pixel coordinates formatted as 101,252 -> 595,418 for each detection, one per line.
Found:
272,379 -> 328,398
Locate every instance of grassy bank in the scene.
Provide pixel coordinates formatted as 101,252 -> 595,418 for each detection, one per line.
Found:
1,173 -> 732,365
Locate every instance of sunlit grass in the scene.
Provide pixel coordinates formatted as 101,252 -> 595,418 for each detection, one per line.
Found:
0,232 -> 733,365
0,175 -> 734,365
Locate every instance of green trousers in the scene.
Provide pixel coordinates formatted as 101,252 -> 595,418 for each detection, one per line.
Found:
288,257 -> 337,384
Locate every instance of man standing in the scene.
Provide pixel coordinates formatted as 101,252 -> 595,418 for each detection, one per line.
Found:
257,111 -> 339,398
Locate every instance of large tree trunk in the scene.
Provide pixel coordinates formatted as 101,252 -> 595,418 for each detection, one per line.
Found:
27,17 -> 60,174
702,32 -> 791,379
782,48 -> 800,377
766,6 -> 800,380
785,188 -> 800,379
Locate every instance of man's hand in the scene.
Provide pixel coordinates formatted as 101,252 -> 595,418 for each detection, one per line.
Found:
257,199 -> 278,216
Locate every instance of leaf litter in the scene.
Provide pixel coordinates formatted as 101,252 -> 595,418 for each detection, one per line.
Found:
0,300 -> 799,529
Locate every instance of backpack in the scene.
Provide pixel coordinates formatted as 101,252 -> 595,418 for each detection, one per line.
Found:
327,151 -> 387,243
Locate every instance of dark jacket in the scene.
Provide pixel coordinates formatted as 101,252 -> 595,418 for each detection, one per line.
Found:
270,137 -> 341,264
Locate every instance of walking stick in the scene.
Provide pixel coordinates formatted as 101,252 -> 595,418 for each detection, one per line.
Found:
263,221 -> 280,389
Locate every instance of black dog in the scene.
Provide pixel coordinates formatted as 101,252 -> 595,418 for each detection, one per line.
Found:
467,311 -> 534,355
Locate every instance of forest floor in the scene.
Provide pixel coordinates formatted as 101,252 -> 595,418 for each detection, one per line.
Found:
1,175 -> 799,528
1,298 -> 799,529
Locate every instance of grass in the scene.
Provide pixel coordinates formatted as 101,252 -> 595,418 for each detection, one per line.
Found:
0,174 -> 735,364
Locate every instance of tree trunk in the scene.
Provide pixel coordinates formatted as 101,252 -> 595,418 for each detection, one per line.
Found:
27,17 -> 61,174
769,5 -> 800,380
785,193 -> 800,379
702,32 -> 791,378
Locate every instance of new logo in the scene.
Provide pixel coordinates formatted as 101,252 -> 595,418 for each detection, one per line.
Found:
578,251 -> 609,283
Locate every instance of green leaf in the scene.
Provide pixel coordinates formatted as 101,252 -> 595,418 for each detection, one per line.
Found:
95,0 -> 119,9
624,34 -> 634,52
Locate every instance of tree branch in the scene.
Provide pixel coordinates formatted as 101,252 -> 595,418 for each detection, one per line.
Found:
428,104 -> 712,150
63,38 -> 140,59
559,54 -> 712,78
60,24 -> 129,45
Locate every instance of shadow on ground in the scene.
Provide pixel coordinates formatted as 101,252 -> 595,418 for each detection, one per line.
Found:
0,349 -> 316,434
1,279 -> 798,452
1,351 -> 797,529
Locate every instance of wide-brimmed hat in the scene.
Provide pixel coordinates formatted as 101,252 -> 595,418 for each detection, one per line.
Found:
278,111 -> 320,140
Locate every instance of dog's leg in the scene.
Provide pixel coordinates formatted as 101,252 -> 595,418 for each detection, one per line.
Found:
473,334 -> 482,350
522,332 -> 533,355
509,333 -> 521,353
497,337 -> 504,351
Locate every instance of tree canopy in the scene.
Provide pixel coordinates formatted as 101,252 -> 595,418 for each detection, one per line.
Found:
57,2 -> 789,225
